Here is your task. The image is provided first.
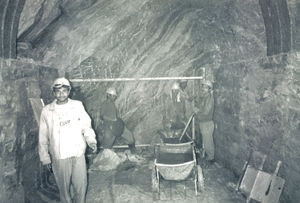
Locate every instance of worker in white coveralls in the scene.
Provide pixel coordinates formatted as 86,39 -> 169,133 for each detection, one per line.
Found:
39,77 -> 97,203
99,87 -> 136,152
197,80 -> 215,162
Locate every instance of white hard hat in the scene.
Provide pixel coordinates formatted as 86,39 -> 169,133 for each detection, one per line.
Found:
52,77 -> 71,89
171,82 -> 180,90
106,87 -> 117,96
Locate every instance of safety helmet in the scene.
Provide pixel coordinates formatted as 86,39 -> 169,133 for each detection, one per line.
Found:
171,82 -> 180,90
106,87 -> 117,96
52,77 -> 71,89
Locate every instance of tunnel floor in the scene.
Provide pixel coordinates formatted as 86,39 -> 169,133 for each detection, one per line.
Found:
28,148 -> 246,203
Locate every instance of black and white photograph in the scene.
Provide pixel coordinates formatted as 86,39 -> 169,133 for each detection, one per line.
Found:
0,0 -> 299,202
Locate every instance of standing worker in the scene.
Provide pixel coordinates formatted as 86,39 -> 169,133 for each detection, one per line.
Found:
99,87 -> 136,152
39,77 -> 97,203
197,80 -> 215,163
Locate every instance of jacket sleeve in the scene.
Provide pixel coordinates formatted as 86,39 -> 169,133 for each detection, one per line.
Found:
39,108 -> 51,165
78,102 -> 97,145
198,93 -> 214,120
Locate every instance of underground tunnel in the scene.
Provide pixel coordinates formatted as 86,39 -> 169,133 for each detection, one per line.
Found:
0,0 -> 299,202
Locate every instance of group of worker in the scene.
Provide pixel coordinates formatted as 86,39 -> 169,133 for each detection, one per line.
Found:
38,77 -> 215,203
161,79 -> 215,161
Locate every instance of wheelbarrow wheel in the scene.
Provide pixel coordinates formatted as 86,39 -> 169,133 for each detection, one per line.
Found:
152,166 -> 159,200
197,165 -> 204,192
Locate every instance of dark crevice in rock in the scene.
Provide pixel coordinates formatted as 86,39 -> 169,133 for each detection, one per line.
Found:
259,0 -> 291,56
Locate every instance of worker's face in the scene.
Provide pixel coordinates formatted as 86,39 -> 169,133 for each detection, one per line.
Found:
172,89 -> 179,95
53,86 -> 70,104
201,84 -> 210,93
107,94 -> 117,101
179,81 -> 187,90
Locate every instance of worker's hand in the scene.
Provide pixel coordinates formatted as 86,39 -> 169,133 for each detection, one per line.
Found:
166,120 -> 173,129
99,119 -> 104,126
193,107 -> 200,114
88,143 -> 97,153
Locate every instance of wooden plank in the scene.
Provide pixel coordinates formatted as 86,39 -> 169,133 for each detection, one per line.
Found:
239,166 -> 259,196
262,161 -> 284,203
262,177 -> 285,203
248,170 -> 285,203
249,171 -> 271,201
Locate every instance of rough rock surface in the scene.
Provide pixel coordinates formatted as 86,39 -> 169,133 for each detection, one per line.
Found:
27,0 -> 299,201
31,0 -> 266,145
0,57 -> 58,203
18,0 -> 44,37
214,53 -> 300,202
1,0 -> 299,202
17,0 -> 62,42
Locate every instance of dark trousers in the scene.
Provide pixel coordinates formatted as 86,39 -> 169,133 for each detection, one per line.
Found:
101,119 -> 134,149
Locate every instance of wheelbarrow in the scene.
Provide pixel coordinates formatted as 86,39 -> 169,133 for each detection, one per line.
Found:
152,141 -> 204,200
236,151 -> 285,203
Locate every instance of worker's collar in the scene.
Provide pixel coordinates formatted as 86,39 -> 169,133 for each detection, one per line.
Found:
48,99 -> 73,111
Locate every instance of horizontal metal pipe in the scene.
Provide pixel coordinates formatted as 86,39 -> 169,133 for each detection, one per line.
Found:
99,141 -> 194,149
99,144 -> 152,149
70,76 -> 204,83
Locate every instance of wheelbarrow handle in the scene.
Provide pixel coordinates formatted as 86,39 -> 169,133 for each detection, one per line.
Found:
235,161 -> 248,191
273,161 -> 282,175
179,113 -> 195,141
264,160 -> 282,196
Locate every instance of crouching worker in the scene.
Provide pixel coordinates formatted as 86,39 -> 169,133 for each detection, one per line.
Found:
160,82 -> 190,143
99,87 -> 136,153
39,77 -> 97,203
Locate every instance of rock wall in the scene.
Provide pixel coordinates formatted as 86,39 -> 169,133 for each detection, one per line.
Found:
0,0 -> 25,58
31,0 -> 266,144
215,52 -> 300,202
288,0 -> 300,51
13,0 -> 300,202
0,57 -> 57,203
213,1 -> 300,202
17,0 -> 62,43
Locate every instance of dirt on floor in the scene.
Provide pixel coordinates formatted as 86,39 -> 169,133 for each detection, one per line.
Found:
85,148 -> 246,203
26,147 -> 246,203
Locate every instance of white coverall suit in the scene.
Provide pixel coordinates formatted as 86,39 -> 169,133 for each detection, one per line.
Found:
39,99 -> 97,203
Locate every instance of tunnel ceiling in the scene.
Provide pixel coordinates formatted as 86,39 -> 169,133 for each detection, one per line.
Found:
5,0 -> 267,144
21,0 -> 267,67
0,0 -> 298,60
259,0 -> 291,55
0,0 -> 25,58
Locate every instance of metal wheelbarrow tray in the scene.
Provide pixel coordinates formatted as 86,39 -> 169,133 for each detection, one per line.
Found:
152,141 -> 203,198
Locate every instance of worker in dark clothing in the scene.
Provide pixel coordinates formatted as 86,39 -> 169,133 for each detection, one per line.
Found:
99,87 -> 136,152
197,80 -> 215,161
161,82 -> 190,141
178,79 -> 196,117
